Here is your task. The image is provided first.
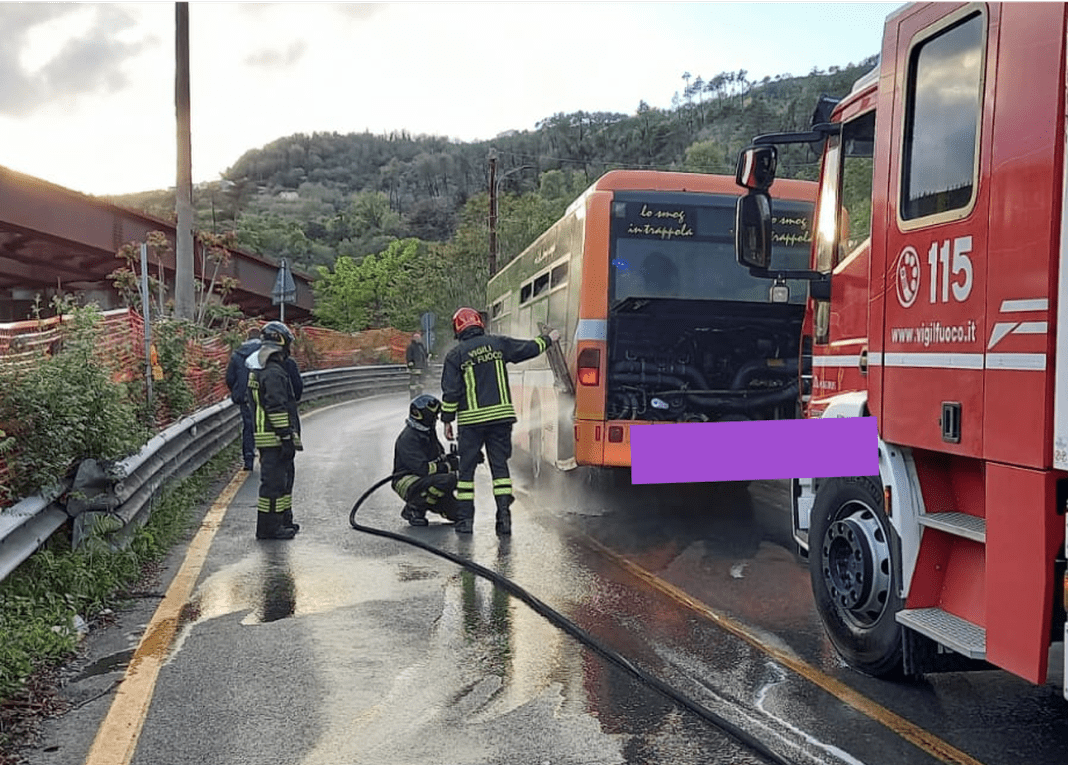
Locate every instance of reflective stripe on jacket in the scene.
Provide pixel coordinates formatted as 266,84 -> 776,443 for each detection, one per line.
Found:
440,329 -> 550,427
248,352 -> 302,449
392,424 -> 447,498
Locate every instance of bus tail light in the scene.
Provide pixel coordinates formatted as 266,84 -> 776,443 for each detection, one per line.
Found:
578,348 -> 600,386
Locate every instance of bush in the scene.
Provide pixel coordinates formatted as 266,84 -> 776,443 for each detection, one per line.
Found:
0,445 -> 233,714
149,319 -> 198,423
0,304 -> 149,499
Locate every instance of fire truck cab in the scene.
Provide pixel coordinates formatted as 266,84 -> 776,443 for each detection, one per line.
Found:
735,1 -> 1068,698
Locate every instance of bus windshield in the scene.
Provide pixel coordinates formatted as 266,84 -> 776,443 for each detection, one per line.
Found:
609,192 -> 813,305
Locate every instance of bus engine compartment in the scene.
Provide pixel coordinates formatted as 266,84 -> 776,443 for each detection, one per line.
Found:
606,298 -> 804,423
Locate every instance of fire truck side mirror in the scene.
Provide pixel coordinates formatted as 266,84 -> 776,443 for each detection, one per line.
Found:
735,145 -> 778,191
736,192 -> 773,270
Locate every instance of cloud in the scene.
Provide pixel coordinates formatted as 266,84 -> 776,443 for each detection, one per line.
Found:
332,4 -> 382,21
244,40 -> 308,69
0,4 -> 150,117
235,3 -> 276,17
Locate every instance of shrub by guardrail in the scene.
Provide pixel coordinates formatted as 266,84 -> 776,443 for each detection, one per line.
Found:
0,303 -> 412,509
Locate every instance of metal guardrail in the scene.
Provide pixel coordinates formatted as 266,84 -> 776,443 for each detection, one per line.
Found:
0,364 -> 410,584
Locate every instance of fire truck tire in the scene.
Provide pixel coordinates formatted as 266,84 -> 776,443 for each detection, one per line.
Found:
809,475 -> 904,678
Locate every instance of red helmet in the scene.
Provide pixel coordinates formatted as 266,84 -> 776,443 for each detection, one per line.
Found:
452,307 -> 484,336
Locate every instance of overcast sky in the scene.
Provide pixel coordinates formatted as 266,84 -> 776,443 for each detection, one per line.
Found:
0,2 -> 900,197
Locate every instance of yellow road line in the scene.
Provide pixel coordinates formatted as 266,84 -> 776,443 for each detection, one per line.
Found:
84,470 -> 248,765
578,533 -> 987,765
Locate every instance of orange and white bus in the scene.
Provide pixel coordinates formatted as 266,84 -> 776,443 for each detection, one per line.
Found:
486,170 -> 816,477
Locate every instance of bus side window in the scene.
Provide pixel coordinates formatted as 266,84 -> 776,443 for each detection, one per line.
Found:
551,262 -> 568,288
533,272 -> 550,298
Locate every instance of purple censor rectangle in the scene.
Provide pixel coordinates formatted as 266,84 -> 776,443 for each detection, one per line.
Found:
630,417 -> 878,484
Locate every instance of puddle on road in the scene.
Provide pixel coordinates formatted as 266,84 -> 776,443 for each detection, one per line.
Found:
163,544 -> 444,664
188,544 -> 442,626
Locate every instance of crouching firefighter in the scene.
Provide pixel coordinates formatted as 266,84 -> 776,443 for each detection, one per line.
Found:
392,395 -> 461,526
247,321 -> 303,540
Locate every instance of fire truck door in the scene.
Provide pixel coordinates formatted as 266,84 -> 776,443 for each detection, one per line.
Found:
878,6 -> 991,458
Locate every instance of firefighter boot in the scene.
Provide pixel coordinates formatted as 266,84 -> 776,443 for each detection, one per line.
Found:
435,495 -> 460,524
453,498 -> 474,534
256,511 -> 296,540
401,503 -> 429,527
495,496 -> 513,536
281,509 -> 300,534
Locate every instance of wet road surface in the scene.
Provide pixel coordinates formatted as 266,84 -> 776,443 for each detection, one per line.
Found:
550,472 -> 1068,765
19,392 -> 1068,765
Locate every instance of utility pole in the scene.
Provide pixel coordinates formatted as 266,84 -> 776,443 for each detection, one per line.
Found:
488,148 -> 498,277
174,2 -> 195,320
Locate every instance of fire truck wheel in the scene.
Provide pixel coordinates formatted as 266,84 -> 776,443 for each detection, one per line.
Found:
809,475 -> 904,677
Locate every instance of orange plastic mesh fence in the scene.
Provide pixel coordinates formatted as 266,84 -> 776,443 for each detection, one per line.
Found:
0,310 -> 412,507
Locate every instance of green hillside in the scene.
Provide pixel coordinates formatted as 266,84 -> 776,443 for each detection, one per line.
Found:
104,58 -> 876,337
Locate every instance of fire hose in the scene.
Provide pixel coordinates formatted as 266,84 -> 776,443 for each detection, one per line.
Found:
347,476 -> 801,765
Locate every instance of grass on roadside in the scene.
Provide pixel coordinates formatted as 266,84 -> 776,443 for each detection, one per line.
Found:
0,443 -> 240,755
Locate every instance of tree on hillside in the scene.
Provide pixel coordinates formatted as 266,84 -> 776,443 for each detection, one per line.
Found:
312,237 -> 425,331
682,139 -> 736,175
406,197 -> 456,241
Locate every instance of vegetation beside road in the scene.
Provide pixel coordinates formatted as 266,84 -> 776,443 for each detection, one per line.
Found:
0,445 -> 238,762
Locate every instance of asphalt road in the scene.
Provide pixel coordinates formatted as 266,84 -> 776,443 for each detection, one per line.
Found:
16,391 -> 1068,765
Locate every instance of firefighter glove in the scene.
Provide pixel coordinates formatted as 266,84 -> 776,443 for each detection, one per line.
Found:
445,452 -> 460,472
280,438 -> 296,460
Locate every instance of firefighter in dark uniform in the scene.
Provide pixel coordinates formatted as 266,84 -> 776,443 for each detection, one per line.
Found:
226,326 -> 262,470
392,395 -> 461,526
440,307 -> 559,535
247,321 -> 302,540
406,331 -> 429,399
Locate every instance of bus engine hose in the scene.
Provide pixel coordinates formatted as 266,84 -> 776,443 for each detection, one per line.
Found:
682,381 -> 799,413
731,358 -> 799,390
347,475 -> 800,765
611,360 -> 711,390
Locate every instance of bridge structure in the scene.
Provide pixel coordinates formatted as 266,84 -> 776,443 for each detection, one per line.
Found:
0,164 -> 315,323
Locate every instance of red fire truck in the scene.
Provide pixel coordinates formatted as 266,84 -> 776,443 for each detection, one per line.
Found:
734,1 -> 1067,699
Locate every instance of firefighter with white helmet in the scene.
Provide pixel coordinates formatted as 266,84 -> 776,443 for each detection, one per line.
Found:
246,320 -> 302,540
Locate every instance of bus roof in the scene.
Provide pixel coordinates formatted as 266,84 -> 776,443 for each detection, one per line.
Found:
589,169 -> 816,202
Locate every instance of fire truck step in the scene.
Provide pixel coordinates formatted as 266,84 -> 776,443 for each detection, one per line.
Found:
897,608 -> 986,660
916,511 -> 986,543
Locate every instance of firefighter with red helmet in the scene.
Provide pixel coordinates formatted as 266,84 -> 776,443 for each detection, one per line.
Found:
247,320 -> 302,540
440,307 -> 559,534
391,394 -> 460,526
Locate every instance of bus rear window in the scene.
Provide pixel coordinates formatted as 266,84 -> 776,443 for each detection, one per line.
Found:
609,193 -> 813,305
